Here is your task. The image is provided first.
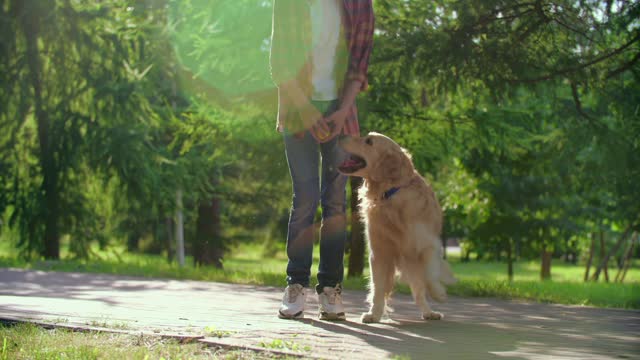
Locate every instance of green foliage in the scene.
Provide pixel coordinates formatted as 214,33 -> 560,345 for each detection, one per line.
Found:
1,0 -> 170,258
373,0 -> 639,91
0,0 -> 284,262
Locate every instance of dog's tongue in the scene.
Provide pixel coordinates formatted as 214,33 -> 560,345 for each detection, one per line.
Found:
341,158 -> 360,167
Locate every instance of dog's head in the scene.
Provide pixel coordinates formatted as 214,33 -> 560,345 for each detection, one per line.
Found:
338,132 -> 414,183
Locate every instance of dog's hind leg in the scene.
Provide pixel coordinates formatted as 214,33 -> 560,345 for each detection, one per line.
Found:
383,264 -> 395,313
405,263 -> 443,321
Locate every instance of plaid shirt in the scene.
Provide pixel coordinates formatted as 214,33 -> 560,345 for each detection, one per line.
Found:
270,0 -> 374,137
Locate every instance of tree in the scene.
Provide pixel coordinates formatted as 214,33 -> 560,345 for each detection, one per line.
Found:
1,0 -> 218,260
1,0 -> 168,258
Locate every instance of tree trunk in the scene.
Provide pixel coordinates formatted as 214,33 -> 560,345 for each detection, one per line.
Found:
462,247 -> 470,262
592,224 -> 633,281
584,232 -> 596,281
20,1 -> 60,259
166,217 -> 174,263
127,230 -> 140,252
193,196 -> 224,268
599,231 -> 609,282
175,190 -> 185,267
348,177 -> 365,278
442,235 -> 448,260
616,232 -> 636,283
506,239 -> 514,282
540,249 -> 552,280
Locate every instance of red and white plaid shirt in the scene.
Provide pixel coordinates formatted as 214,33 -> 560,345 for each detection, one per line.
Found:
270,0 -> 375,137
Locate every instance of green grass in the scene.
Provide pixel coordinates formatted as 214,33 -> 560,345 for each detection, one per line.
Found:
444,255 -> 640,308
0,241 -> 638,309
258,339 -> 311,353
448,279 -> 639,308
448,256 -> 640,283
0,323 -> 288,360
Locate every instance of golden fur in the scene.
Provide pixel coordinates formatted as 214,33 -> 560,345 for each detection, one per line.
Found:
339,132 -> 456,323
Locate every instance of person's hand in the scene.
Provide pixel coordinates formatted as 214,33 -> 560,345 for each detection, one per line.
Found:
323,107 -> 349,139
298,103 -> 332,141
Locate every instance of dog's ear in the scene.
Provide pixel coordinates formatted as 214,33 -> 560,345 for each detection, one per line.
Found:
401,147 -> 413,163
400,147 -> 415,176
370,148 -> 413,182
370,150 -> 411,183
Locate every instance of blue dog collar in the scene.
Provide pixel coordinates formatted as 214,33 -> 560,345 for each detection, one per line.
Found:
382,187 -> 400,200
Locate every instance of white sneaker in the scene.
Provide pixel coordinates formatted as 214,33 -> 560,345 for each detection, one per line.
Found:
318,285 -> 346,321
278,284 -> 306,319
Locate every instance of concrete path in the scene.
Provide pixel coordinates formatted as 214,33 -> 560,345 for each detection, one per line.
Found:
0,268 -> 638,359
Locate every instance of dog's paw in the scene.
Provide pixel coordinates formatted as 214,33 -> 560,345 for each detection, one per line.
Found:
422,311 -> 443,320
361,312 -> 381,323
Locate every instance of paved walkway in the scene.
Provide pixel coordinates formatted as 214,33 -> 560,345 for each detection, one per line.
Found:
0,268 -> 638,359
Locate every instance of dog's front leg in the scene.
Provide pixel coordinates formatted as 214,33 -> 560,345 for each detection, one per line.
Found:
361,253 -> 391,323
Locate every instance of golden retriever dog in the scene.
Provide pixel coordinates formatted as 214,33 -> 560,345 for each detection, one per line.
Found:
338,132 -> 456,323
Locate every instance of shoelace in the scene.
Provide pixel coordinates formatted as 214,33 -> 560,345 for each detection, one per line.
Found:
288,285 -> 304,303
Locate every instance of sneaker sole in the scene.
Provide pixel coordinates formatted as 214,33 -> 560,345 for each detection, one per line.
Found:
319,312 -> 346,321
278,310 -> 304,320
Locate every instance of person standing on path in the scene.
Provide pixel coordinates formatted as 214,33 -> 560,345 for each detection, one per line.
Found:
269,0 -> 374,320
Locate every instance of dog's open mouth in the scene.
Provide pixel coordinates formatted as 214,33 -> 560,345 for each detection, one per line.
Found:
338,154 -> 367,173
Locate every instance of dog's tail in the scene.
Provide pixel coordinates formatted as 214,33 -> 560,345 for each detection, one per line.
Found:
423,254 -> 456,303
439,258 -> 458,285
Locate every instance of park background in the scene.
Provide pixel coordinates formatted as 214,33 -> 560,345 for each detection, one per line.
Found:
1,0 -> 639,312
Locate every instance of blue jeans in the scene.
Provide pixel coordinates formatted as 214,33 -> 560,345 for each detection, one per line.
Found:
283,100 -> 348,292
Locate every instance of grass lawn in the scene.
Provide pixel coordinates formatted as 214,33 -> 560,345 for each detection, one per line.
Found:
0,322 -> 291,360
0,241 -> 638,309
447,254 -> 640,309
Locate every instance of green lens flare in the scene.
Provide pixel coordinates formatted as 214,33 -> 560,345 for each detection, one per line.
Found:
168,0 -> 274,99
